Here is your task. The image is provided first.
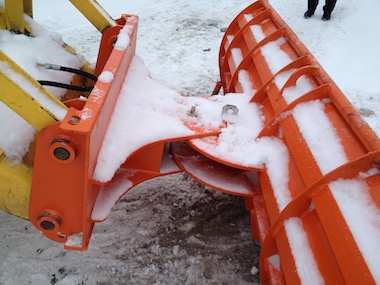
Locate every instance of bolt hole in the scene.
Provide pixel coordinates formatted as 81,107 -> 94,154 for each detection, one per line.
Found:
40,220 -> 55,231
68,116 -> 80,125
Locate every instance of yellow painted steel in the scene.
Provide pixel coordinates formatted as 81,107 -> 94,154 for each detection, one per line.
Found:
69,0 -> 116,32
0,8 -> 6,30
2,0 -> 31,33
23,0 -> 33,18
4,0 -> 24,32
0,51 -> 67,131
0,149 -> 32,219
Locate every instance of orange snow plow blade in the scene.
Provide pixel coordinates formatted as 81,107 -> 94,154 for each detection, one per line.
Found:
192,0 -> 380,284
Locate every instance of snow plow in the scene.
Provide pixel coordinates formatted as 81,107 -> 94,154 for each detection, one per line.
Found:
1,0 -> 380,284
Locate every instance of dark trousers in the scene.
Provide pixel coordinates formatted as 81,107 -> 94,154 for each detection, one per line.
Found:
308,0 -> 337,15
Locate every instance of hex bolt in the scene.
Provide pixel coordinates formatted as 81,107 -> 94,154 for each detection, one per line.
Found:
222,104 -> 239,116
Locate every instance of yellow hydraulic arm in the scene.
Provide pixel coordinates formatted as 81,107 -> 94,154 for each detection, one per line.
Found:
69,0 -> 117,32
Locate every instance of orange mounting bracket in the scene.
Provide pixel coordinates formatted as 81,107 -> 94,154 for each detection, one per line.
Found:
29,14 -> 140,250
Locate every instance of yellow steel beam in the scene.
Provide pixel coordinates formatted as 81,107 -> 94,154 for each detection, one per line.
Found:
0,8 -> 7,30
23,0 -> 33,18
0,149 -> 32,219
69,0 -> 116,33
0,51 -> 67,131
4,0 -> 25,33
0,0 -> 32,33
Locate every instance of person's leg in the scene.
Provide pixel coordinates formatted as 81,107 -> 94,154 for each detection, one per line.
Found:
304,0 -> 319,18
322,0 -> 337,20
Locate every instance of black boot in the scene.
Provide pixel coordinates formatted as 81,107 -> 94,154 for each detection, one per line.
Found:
322,13 -> 331,20
304,10 -> 315,18
305,0 -> 318,18
322,0 -> 336,20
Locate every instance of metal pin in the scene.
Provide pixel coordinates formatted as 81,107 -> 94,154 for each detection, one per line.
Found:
189,106 -> 197,117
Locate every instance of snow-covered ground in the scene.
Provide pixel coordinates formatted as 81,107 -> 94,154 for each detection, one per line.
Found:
1,0 -> 380,284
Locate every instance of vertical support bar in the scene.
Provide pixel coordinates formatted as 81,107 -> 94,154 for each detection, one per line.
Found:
4,0 -> 25,33
0,149 -> 32,219
23,0 -> 33,18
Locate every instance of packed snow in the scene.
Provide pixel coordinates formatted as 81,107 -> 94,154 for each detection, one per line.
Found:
329,174 -> 380,282
1,0 -> 380,284
293,99 -> 348,174
284,218 -> 324,285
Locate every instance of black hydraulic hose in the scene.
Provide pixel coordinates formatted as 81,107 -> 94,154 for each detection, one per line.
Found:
38,80 -> 94,92
60,66 -> 98,82
37,63 -> 98,82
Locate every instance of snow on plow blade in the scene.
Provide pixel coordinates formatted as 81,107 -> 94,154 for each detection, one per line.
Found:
201,1 -> 380,284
